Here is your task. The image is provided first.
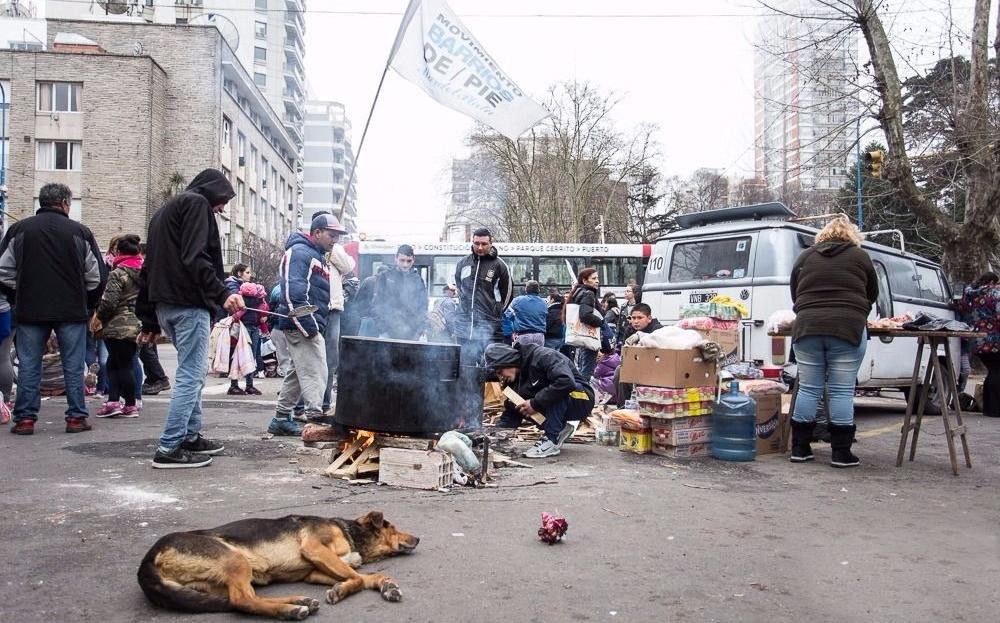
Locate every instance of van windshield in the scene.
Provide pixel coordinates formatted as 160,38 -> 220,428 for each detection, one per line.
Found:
669,237 -> 752,282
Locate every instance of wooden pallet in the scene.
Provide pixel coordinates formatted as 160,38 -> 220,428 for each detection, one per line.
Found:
324,435 -> 379,479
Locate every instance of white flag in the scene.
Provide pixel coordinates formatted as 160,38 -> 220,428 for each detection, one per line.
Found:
389,0 -> 550,141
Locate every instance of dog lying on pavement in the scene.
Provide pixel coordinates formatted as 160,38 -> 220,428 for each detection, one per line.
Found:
137,511 -> 418,620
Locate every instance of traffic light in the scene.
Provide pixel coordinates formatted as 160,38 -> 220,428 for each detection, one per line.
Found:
863,150 -> 885,178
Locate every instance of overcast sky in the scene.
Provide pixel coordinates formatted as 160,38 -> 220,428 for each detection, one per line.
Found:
299,0 -> 993,242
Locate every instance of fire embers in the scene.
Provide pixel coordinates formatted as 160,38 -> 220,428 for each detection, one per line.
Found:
537,512 -> 568,545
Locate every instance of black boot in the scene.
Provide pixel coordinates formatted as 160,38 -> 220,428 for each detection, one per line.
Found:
789,419 -> 815,462
829,423 -> 860,468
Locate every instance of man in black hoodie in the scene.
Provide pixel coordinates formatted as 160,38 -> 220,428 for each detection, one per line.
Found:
454,228 -> 513,363
136,169 -> 245,469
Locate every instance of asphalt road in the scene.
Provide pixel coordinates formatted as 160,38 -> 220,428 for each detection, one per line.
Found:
1,353 -> 998,622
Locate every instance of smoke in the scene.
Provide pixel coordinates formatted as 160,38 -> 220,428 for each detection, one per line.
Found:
334,336 -> 485,436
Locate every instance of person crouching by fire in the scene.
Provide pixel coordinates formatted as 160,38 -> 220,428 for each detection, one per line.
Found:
485,342 -> 594,459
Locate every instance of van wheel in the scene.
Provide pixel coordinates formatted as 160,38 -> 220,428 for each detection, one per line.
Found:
901,385 -> 942,415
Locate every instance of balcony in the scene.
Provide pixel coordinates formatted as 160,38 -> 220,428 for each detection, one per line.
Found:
286,0 -> 306,13
285,11 -> 305,36
283,63 -> 304,91
284,37 -> 304,60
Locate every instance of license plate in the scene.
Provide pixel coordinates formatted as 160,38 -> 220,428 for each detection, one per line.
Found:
689,292 -> 717,304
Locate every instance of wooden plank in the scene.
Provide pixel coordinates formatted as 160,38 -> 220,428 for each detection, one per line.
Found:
327,438 -> 363,471
501,386 -> 546,425
375,435 -> 433,450
897,339 -> 925,467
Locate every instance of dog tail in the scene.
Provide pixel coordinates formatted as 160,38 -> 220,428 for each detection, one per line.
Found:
137,543 -> 230,613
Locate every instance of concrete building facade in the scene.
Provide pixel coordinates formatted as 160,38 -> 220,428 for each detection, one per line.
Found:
45,0 -> 306,149
302,100 -> 356,233
0,19 -> 296,251
753,1 -> 858,197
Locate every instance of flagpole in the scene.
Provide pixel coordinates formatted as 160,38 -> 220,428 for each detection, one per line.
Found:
337,0 -> 421,225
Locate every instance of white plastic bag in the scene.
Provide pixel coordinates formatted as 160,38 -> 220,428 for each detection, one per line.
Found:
637,326 -> 704,350
437,430 -> 480,473
767,310 -> 796,334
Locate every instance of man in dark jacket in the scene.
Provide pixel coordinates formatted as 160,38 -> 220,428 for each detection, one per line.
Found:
504,280 -> 548,347
454,228 -> 513,363
136,169 -> 244,468
371,244 -> 428,340
269,214 -> 339,436
485,342 -> 594,459
0,183 -> 106,435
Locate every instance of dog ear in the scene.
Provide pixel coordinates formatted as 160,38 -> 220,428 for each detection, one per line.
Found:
360,511 -> 384,527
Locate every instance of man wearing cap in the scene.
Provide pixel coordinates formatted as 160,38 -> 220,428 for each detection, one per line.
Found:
267,214 -> 339,436
485,342 -> 594,458
317,213 -> 355,411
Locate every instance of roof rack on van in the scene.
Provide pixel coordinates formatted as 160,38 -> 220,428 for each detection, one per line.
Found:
674,202 -> 795,229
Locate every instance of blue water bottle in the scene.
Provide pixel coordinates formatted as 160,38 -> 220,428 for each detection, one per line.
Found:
711,381 -> 757,462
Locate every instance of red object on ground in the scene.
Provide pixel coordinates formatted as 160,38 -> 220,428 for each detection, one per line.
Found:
538,512 -> 568,545
761,366 -> 782,379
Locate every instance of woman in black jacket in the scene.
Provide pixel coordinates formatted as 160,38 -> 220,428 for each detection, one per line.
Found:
789,216 -> 878,468
565,268 -> 604,379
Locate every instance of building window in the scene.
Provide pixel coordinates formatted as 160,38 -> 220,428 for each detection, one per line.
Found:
255,20 -> 267,38
36,140 -> 82,171
255,0 -> 267,11
222,166 -> 231,181
254,72 -> 266,87
37,82 -> 81,113
254,46 -> 267,64
237,179 -> 246,207
237,132 -> 246,159
251,145 -> 259,171
222,115 -> 232,147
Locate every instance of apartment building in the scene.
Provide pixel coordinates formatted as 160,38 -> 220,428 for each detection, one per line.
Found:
0,19 -> 296,250
753,0 -> 858,197
45,0 -> 307,150
302,100 -> 356,233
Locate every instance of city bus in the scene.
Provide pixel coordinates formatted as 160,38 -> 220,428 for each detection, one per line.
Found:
343,241 -> 652,300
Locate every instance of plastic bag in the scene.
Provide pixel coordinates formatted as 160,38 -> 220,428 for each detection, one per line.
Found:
740,379 -> 789,395
437,430 -> 480,473
637,326 -> 704,350
723,362 -> 763,380
766,310 -> 796,334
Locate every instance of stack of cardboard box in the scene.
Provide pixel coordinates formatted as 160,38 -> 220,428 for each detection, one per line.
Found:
619,347 -> 718,456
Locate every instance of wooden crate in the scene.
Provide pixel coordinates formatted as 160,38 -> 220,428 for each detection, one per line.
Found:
377,449 -> 454,489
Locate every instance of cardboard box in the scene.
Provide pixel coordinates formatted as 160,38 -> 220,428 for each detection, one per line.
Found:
697,328 -> 739,360
648,413 -> 711,432
620,346 -> 717,388
753,394 -> 789,455
652,442 -> 711,458
619,428 -> 652,454
651,422 -> 711,446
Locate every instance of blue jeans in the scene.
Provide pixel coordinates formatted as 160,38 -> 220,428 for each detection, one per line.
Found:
498,383 -> 593,443
322,311 -> 341,411
156,305 -> 210,451
575,347 -> 598,380
792,333 -> 867,426
13,322 -> 88,422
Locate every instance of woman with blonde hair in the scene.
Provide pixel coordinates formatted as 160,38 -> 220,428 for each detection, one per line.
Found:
789,216 -> 878,467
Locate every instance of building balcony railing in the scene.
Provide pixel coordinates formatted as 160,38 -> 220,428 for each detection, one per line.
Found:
283,63 -> 304,90
284,37 -> 304,59
286,12 -> 305,36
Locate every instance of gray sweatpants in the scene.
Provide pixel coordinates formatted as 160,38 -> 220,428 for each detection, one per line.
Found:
276,330 -> 327,416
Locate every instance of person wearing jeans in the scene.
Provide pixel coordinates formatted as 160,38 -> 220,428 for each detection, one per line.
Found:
321,310 -> 341,411
137,169 -> 244,468
321,224 -> 355,411
789,216 -> 878,467
0,183 -> 106,435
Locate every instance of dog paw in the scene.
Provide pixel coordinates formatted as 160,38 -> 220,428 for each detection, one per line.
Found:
380,581 -> 402,602
294,597 -> 320,614
325,584 -> 343,605
279,605 -> 310,621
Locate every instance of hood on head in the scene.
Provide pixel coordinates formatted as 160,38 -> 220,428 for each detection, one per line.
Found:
284,231 -> 315,250
484,343 -> 520,368
815,241 -> 855,256
186,169 -> 236,207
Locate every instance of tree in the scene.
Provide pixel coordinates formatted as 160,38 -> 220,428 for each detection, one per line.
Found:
620,165 -> 673,242
243,232 -> 284,290
467,80 -> 660,243
760,0 -> 999,282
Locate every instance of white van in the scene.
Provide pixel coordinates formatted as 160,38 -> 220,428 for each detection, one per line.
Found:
642,203 -> 959,391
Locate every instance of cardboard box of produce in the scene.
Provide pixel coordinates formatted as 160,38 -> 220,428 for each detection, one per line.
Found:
697,328 -> 739,361
619,428 -> 652,454
651,423 -> 711,446
620,346 -> 717,388
652,442 -> 711,458
753,394 -> 789,455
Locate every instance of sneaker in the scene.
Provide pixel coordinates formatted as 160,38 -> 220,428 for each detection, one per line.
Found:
267,416 -> 303,436
10,419 -> 34,435
95,401 -> 123,418
141,379 -> 171,395
555,422 -> 577,448
244,386 -> 262,396
180,434 -> 225,455
65,417 -> 92,433
291,411 -> 307,423
523,438 -> 560,458
227,386 -> 246,395
119,405 -> 140,418
152,447 -> 212,469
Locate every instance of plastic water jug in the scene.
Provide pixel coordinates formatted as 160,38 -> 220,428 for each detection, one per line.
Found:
711,381 -> 757,461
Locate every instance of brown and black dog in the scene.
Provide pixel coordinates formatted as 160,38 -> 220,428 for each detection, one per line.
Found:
137,511 -> 418,620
